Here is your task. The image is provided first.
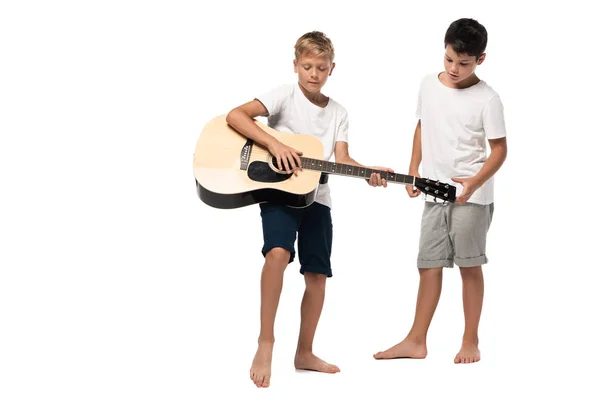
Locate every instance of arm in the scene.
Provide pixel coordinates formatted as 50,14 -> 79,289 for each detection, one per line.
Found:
226,100 -> 302,173
452,137 -> 508,204
406,120 -> 422,197
333,141 -> 363,167
334,141 -> 393,187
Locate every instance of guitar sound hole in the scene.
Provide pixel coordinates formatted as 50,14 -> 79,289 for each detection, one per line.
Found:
247,161 -> 291,183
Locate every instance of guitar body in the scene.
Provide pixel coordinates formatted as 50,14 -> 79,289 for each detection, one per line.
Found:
193,115 -> 325,209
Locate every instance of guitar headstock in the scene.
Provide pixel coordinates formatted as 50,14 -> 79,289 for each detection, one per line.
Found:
414,178 -> 457,203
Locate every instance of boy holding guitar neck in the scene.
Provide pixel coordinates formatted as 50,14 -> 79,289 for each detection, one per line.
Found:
373,18 -> 508,364
226,31 -> 393,388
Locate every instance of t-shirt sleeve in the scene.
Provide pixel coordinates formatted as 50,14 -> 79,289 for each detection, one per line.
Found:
335,109 -> 349,143
415,76 -> 427,119
483,95 -> 507,139
255,84 -> 292,117
415,87 -> 422,119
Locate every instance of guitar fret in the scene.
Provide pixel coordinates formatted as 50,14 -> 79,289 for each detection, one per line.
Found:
300,157 -> 413,187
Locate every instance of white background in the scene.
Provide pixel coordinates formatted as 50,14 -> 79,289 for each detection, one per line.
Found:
1,1 -> 599,399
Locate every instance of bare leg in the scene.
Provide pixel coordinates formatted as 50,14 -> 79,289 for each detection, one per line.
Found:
454,266 -> 483,364
374,267 -> 443,359
294,272 -> 340,373
250,248 -> 289,388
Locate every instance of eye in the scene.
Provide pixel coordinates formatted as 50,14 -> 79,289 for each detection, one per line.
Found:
460,63 -> 469,66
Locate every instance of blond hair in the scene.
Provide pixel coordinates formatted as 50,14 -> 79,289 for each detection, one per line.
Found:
294,31 -> 335,61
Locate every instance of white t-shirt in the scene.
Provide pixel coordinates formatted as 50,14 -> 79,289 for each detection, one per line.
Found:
416,73 -> 506,205
256,83 -> 349,208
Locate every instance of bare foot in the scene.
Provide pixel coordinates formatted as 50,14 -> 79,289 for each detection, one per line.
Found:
294,352 -> 340,373
250,341 -> 273,388
373,339 -> 427,359
454,343 -> 480,364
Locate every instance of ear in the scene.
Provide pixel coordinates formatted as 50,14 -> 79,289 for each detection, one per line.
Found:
477,53 -> 486,65
329,62 -> 336,76
293,59 -> 298,73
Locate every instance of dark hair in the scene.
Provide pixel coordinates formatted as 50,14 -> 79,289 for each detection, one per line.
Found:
444,18 -> 487,58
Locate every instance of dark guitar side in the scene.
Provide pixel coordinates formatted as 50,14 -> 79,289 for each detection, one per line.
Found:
195,179 -> 318,209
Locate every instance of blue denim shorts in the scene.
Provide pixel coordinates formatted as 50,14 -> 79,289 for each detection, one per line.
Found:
260,201 -> 333,277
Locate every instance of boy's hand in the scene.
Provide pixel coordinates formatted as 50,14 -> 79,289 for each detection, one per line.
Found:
406,172 -> 421,198
269,140 -> 303,175
451,176 -> 481,204
367,167 -> 394,187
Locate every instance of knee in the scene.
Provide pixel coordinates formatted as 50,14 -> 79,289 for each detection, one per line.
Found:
304,272 -> 327,291
419,267 -> 443,279
265,247 -> 291,268
459,266 -> 483,279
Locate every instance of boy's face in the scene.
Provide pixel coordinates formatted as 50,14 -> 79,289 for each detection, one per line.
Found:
293,53 -> 335,93
443,45 -> 485,84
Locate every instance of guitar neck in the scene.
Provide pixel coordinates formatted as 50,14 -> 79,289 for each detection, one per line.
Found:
299,157 -> 415,185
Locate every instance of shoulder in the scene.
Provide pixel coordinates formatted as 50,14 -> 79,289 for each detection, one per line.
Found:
325,96 -> 348,115
417,73 -> 442,96
256,84 -> 296,112
475,80 -> 502,102
259,83 -> 295,100
272,83 -> 296,97
420,73 -> 439,87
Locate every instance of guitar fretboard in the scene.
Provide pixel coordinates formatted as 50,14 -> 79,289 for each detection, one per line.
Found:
299,157 -> 414,185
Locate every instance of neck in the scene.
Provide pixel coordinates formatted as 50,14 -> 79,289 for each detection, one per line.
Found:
297,82 -> 327,107
298,156 -> 415,185
457,73 -> 480,89
442,72 -> 480,89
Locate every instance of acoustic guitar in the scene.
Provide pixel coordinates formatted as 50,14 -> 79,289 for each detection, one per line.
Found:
193,115 -> 456,209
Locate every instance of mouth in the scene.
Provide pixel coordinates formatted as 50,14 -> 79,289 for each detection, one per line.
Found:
308,81 -> 320,85
448,73 -> 459,79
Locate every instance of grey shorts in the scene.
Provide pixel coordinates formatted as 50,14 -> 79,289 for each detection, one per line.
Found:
417,202 -> 494,269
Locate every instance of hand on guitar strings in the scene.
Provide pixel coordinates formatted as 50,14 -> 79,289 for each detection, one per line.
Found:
406,172 -> 421,198
269,140 -> 303,175
368,166 -> 394,188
